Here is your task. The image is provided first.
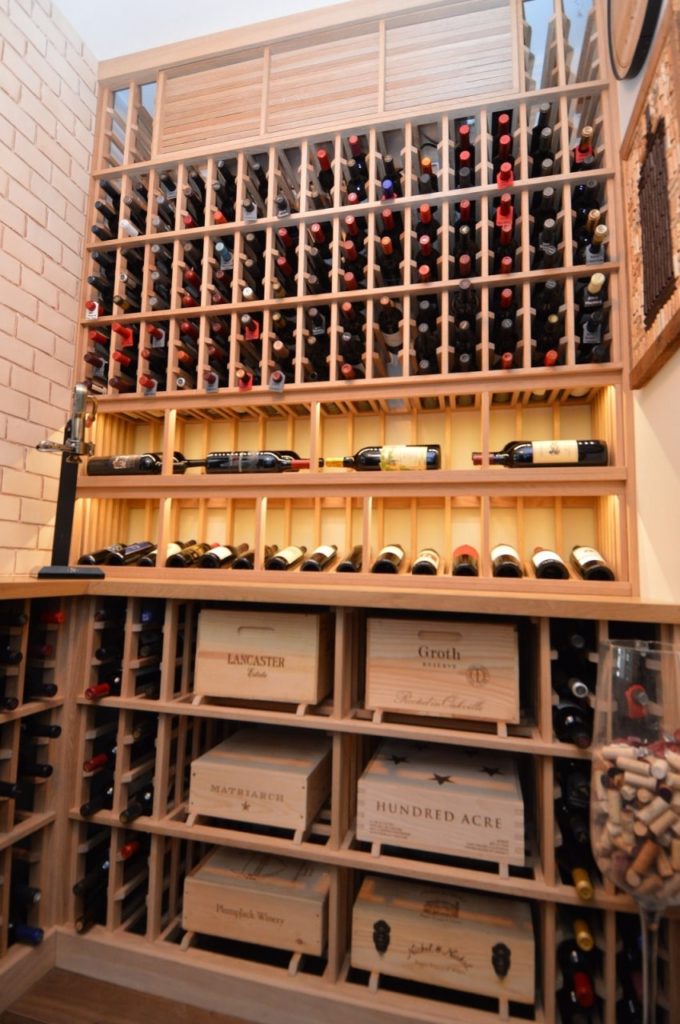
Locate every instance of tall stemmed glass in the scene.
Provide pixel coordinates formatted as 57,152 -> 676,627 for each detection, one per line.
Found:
590,640 -> 680,1024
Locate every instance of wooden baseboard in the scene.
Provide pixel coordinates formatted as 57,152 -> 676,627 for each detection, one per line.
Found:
0,932 -> 56,1014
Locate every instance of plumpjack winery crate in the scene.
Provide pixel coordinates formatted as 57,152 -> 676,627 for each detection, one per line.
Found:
351,875 -> 535,1005
188,727 -> 332,837
365,618 -> 520,725
356,740 -> 525,867
194,609 -> 333,705
183,847 -> 331,955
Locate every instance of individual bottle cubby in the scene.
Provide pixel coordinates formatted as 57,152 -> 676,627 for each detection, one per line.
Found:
0,830 -> 49,957
0,600 -> 64,716
69,822 -> 151,938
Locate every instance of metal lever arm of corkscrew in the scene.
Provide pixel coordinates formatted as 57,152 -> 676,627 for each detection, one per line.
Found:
36,383 -> 97,462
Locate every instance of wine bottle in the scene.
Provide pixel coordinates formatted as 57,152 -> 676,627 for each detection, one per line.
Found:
73,856 -> 111,897
323,444 -> 441,471
570,545 -> 615,581
490,543 -> 523,578
336,544 -> 362,573
23,680 -> 58,700
553,700 -> 593,748
472,439 -> 608,468
552,667 -> 590,702
10,883 -> 41,907
0,644 -> 22,665
451,544 -> 479,576
86,452 -> 201,476
20,719 -> 61,739
571,126 -> 594,170
370,543 -> 405,574
204,451 -> 311,473
411,547 -> 440,575
8,922 -> 44,946
301,544 -> 338,572
531,547 -> 570,579
231,545 -> 278,570
165,542 -> 212,568
265,545 -> 307,571
79,778 -> 114,817
119,784 -> 154,824
0,780 -> 22,799
197,542 -> 249,568
556,840 -> 595,902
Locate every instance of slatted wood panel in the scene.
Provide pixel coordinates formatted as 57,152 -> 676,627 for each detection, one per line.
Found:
158,54 -> 264,155
384,0 -> 516,110
266,28 -> 380,134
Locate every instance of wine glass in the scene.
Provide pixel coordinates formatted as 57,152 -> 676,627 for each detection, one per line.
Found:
590,639 -> 680,1024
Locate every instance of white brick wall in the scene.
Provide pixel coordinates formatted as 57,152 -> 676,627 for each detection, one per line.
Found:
0,0 -> 97,575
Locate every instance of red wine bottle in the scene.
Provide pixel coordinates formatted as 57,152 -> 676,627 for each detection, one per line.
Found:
451,544 -> 479,576
531,547 -> 570,579
553,700 -> 593,748
324,445 -> 440,471
301,544 -> 338,572
473,439 -> 608,468
119,783 -> 154,824
570,545 -> 615,581
336,544 -> 362,573
265,545 -> 307,571
491,543 -> 523,577
411,547 -> 440,575
204,451 -> 311,473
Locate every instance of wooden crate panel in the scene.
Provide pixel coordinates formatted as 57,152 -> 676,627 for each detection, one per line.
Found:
356,740 -> 525,865
183,847 -> 330,955
194,609 -> 331,704
351,875 -> 534,1003
384,1 -> 516,110
266,30 -> 380,134
158,55 -> 264,155
365,617 -> 519,724
189,727 -> 332,830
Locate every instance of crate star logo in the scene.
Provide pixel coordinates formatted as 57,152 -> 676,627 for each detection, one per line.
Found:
431,773 -> 455,785
387,754 -> 408,765
480,766 -> 504,776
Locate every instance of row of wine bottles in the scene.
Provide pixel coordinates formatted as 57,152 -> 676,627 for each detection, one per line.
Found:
92,109 -> 601,243
88,185 -> 609,317
77,539 -> 615,579
84,273 -> 611,398
0,608 -> 65,711
84,441 -> 609,477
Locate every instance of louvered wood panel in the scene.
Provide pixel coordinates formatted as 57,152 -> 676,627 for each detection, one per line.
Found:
266,29 -> 380,134
158,54 -> 264,155
385,1 -> 516,110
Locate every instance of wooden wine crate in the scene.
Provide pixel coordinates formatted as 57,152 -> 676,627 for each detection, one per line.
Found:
182,847 -> 331,955
365,618 -> 519,724
194,609 -> 332,705
356,740 -> 525,866
351,874 -> 535,1004
189,727 -> 332,832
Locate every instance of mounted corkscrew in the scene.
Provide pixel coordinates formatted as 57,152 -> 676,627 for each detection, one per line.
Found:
34,383 -> 103,578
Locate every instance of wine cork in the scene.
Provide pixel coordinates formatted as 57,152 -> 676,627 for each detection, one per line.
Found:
624,771 -> 656,791
660,872 -> 680,900
636,788 -> 654,805
666,771 -> 680,789
630,838 -> 659,875
615,756 -> 651,776
651,758 -> 669,780
671,838 -> 680,871
620,784 -> 637,802
657,848 -> 674,879
633,820 -> 650,838
607,789 -> 621,823
625,867 -> 642,888
635,795 -> 671,824
671,792 -> 680,811
603,743 -> 633,760
649,808 -> 678,838
666,749 -> 680,771
636,872 -> 663,895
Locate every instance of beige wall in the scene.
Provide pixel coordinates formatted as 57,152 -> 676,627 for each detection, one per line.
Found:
0,0 -> 97,574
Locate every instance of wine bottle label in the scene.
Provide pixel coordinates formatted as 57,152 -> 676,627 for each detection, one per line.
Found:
110,455 -> 146,471
571,546 -> 601,565
532,549 -> 563,568
311,545 -> 336,560
276,545 -> 304,563
531,440 -> 579,464
414,549 -> 439,568
491,543 -> 520,560
377,545 -> 404,559
85,302 -> 100,320
165,543 -> 182,558
205,546 -> 233,560
380,445 -> 427,471
150,329 -> 166,348
382,329 -> 402,350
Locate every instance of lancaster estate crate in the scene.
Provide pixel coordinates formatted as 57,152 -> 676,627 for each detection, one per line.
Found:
351,874 -> 535,1004
189,726 -> 332,833
183,847 -> 331,955
194,609 -> 332,704
356,739 -> 525,866
365,617 -> 519,724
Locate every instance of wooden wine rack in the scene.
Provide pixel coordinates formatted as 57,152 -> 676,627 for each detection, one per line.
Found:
73,0 -> 638,594
4,1 -> 679,1022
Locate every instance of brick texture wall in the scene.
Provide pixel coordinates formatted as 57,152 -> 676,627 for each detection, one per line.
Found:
0,0 -> 97,574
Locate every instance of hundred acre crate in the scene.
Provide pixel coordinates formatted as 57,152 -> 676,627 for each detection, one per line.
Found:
194,609 -> 332,704
183,847 -> 331,955
365,618 -> 519,724
351,875 -> 535,1004
189,726 -> 332,831
356,740 -> 525,866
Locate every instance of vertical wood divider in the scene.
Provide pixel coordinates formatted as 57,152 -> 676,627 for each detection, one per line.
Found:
602,909 -> 617,1024
541,899 -> 557,1022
